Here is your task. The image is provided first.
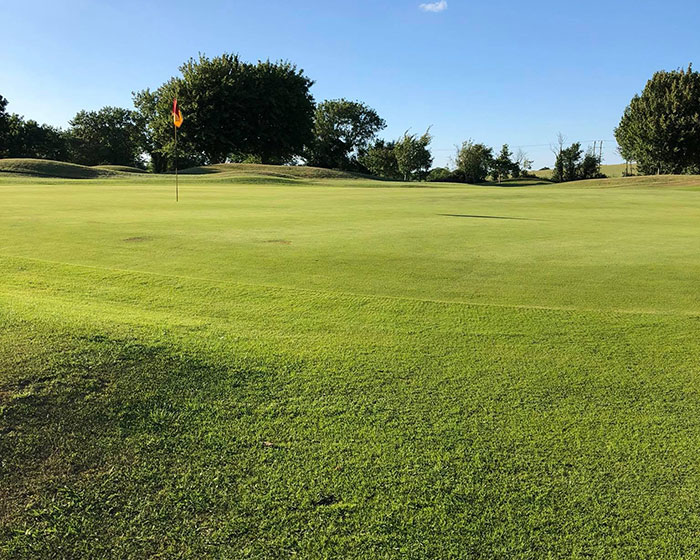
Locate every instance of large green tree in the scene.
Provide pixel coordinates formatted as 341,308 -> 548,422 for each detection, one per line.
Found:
394,130 -> 433,181
491,144 -> 515,183
5,115 -> 68,160
551,142 -> 583,183
615,65 -> 700,175
306,99 -> 386,170
579,148 -> 602,180
134,54 -> 315,170
455,141 -> 493,183
68,106 -> 144,167
360,139 -> 399,179
550,141 -> 601,182
133,87 -> 205,172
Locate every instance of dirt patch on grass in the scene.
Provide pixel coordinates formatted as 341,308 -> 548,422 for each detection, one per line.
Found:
264,239 -> 292,245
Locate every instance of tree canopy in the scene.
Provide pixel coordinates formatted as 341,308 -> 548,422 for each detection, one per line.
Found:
455,141 -> 493,183
10,59 -> 699,180
615,65 -> 700,175
133,54 -> 315,170
305,99 -> 386,171
491,144 -> 516,183
550,140 -> 602,182
361,140 -> 399,179
68,107 -> 143,167
394,130 -> 433,181
0,94 -> 69,161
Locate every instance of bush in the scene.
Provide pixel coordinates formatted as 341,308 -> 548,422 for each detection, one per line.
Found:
426,167 -> 452,182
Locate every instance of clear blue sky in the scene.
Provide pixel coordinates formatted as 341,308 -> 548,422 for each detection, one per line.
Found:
2,0 -> 699,168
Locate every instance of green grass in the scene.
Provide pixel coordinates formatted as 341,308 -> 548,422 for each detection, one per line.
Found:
1,165 -> 699,558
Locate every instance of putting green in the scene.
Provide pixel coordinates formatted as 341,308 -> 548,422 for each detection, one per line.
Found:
1,170 -> 699,558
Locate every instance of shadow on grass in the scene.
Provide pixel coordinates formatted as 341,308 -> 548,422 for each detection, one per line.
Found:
438,213 -> 540,221
0,325 -> 259,557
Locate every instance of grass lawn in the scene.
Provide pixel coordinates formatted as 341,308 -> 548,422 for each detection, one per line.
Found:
1,168 -> 699,558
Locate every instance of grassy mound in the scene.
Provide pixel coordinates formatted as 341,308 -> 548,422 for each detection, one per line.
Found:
179,162 -> 369,180
93,164 -> 146,174
0,158 -> 116,179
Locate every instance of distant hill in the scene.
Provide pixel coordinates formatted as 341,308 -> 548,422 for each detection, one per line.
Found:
534,163 -> 637,180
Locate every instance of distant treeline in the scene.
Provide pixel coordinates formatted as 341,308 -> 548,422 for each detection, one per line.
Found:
1,56 -> 698,181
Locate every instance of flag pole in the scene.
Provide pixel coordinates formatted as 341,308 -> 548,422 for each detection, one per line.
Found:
174,122 -> 179,202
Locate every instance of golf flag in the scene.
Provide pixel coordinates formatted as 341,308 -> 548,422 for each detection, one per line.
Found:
172,98 -> 183,128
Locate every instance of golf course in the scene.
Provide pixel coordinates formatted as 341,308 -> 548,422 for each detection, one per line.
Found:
1,164 -> 699,558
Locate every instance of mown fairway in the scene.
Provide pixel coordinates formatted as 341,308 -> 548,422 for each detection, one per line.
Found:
1,169 -> 699,558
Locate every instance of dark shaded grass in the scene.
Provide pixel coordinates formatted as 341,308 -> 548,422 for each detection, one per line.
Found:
0,316 -> 260,558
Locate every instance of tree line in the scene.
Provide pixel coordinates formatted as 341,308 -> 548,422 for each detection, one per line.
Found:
0,54 -> 436,180
0,97 -> 146,168
1,55 -> 698,181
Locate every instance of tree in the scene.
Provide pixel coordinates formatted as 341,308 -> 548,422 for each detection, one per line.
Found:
491,144 -> 515,183
579,148 -> 602,180
514,148 -> 533,178
4,115 -> 68,160
68,106 -> 144,167
0,94 -> 9,156
562,142 -> 583,182
245,60 -> 316,164
134,53 -> 315,170
551,142 -> 583,182
615,65 -> 700,175
551,133 -> 566,183
0,95 -> 68,160
550,141 -> 602,182
306,99 -> 386,170
455,141 -> 493,183
132,89 -> 169,172
426,167 -> 453,182
360,139 -> 399,179
394,130 -> 433,181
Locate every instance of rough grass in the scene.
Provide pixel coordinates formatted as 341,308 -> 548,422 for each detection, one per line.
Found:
1,173 -> 699,558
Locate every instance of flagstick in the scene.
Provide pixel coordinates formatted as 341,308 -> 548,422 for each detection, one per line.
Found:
174,123 -> 179,202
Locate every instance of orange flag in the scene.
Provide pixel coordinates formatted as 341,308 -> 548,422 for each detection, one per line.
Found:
172,98 -> 183,128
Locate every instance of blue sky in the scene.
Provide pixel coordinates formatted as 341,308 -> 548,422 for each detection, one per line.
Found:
2,0 -> 699,168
